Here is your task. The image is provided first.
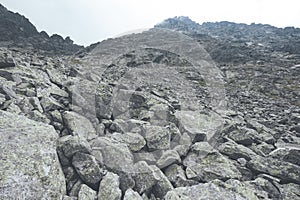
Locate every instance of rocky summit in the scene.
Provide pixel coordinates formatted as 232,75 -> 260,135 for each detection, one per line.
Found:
0,3 -> 300,200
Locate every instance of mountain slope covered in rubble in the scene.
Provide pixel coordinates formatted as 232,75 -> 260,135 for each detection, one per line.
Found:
0,4 -> 300,200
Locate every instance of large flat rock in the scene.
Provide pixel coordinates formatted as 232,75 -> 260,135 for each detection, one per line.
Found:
0,110 -> 66,199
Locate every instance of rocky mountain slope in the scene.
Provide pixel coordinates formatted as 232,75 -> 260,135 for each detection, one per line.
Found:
0,4 -> 300,200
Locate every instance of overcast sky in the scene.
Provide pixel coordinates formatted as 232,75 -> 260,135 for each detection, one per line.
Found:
1,0 -> 300,46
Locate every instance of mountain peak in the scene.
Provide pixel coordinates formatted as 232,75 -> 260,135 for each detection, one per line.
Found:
155,16 -> 200,32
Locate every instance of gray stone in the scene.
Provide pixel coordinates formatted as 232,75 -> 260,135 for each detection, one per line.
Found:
109,119 -> 127,133
17,97 -> 34,113
40,96 -> 64,112
110,132 -> 146,152
143,125 -> 170,150
78,184 -> 97,200
0,53 -> 15,68
269,146 -> 300,166
216,179 -> 266,200
164,164 -> 197,187
128,91 -> 149,119
218,140 -> 257,160
124,188 -> 143,200
173,132 -> 192,157
95,82 -> 113,120
174,111 -> 223,142
46,67 -> 67,87
249,177 -> 281,199
165,181 -> 248,200
28,97 -> 44,113
36,82 -> 69,98
123,132 -> 146,152
150,165 -> 174,198
26,110 -> 50,124
247,156 -> 300,184
49,110 -> 63,123
63,166 -> 79,193
57,135 -> 92,158
185,152 -> 241,182
0,110 -> 66,199
69,179 -> 83,197
156,149 -> 181,168
149,103 -> 173,126
250,142 -> 275,156
173,144 -> 190,157
98,172 -> 122,200
63,111 -> 97,141
132,161 -> 159,194
96,123 -> 106,136
291,124 -> 300,133
182,142 -> 215,167
63,196 -> 77,200
134,151 -> 158,165
228,128 -> 261,146
279,183 -> 300,200
90,137 -> 134,173
72,152 -> 105,187
67,79 -> 98,119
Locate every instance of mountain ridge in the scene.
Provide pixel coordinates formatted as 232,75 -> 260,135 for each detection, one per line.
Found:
0,3 -> 83,55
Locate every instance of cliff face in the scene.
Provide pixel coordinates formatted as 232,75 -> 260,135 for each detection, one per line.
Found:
0,3 -> 83,55
0,6 -> 300,200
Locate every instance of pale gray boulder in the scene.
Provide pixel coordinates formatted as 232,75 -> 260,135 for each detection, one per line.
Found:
98,172 -> 122,200
0,110 -> 66,199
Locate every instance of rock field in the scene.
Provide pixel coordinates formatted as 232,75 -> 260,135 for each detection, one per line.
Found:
0,5 -> 300,200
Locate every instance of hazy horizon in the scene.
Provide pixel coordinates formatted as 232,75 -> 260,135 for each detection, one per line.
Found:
1,0 -> 300,46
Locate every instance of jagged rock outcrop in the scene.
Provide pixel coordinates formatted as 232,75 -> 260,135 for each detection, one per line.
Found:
0,3 -> 83,55
0,5 -> 299,200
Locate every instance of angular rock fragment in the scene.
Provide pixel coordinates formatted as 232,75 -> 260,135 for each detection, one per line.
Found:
98,172 -> 122,200
143,125 -> 171,150
63,111 -> 97,141
0,53 -> 15,68
132,161 -> 159,194
165,181 -> 249,200
279,183 -> 300,200
156,149 -> 181,168
109,132 -> 146,152
151,165 -> 174,198
95,82 -> 113,120
40,96 -> 64,112
124,188 -> 143,200
78,184 -> 97,200
63,166 -> 79,193
72,152 -> 106,187
269,146 -> 300,166
90,137 -> 134,172
134,151 -> 157,165
57,135 -> 92,158
185,152 -> 241,182
164,164 -> 198,187
218,140 -> 257,160
247,156 -> 300,184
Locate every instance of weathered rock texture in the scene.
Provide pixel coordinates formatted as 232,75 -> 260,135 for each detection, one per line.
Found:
0,3 -> 300,199
0,110 -> 66,199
